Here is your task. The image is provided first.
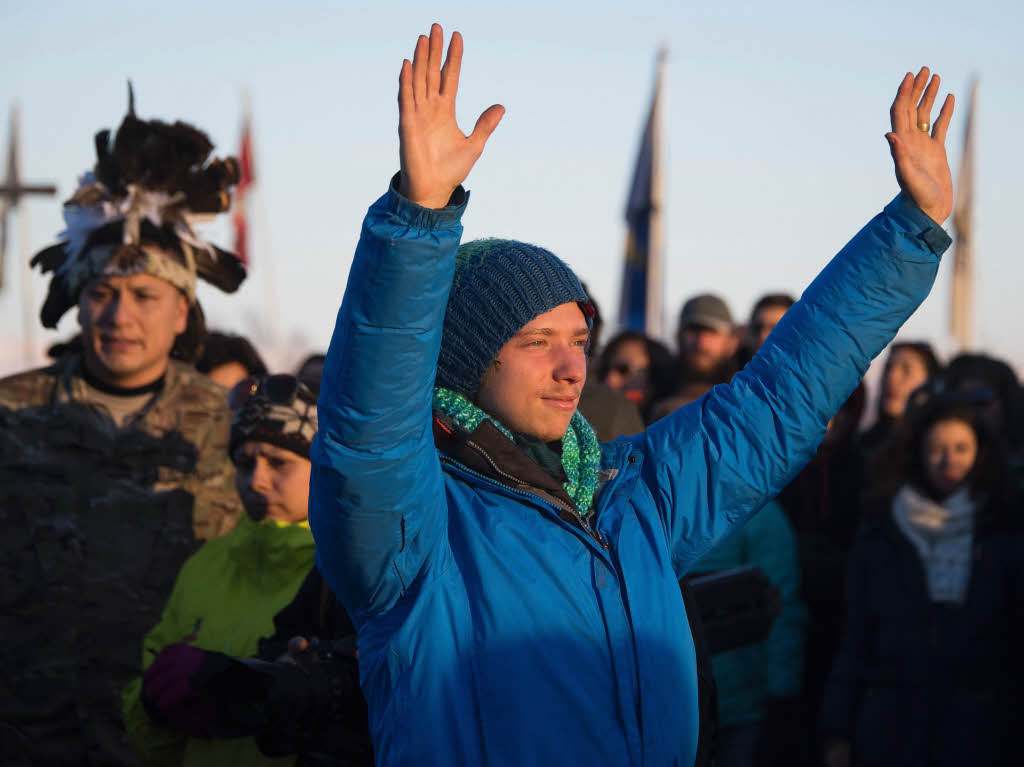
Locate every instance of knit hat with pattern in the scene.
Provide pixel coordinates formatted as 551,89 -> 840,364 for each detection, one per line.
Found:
437,238 -> 590,398
229,376 -> 318,460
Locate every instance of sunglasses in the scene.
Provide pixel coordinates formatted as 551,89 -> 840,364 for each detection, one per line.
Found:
608,363 -> 649,377
228,374 -> 315,412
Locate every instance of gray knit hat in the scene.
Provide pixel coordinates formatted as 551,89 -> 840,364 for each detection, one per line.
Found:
436,238 -> 591,397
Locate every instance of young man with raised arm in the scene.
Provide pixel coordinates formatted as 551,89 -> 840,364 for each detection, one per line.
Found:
310,24 -> 954,767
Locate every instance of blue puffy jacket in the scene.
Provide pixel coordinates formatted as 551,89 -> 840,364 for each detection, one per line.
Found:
309,182 -> 949,767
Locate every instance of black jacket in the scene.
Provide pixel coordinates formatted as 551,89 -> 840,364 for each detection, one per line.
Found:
821,502 -> 1024,766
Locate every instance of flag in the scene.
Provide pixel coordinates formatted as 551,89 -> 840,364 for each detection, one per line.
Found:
618,49 -> 667,337
951,79 -> 977,351
233,107 -> 255,267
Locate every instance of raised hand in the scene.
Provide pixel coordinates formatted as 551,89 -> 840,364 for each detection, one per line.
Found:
886,67 -> 955,224
398,24 -> 505,209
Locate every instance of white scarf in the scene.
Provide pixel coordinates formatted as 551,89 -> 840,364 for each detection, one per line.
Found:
891,485 -> 975,605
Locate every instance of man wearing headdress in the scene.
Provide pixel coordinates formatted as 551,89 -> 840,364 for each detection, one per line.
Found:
0,98 -> 247,766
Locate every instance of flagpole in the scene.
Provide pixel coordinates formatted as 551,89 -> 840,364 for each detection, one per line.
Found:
236,92 -> 282,361
10,106 -> 38,367
248,110 -> 282,360
646,47 -> 667,341
951,78 -> 977,352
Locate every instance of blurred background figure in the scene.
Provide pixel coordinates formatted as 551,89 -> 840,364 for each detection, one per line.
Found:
821,388 -> 1023,767
738,293 -> 796,366
296,353 -> 326,397
942,353 -> 1024,483
776,384 -> 867,761
125,374 -> 318,767
577,286 -> 645,441
860,342 -> 941,455
676,379 -> 807,767
196,330 -> 269,389
674,293 -> 740,387
648,380 -> 718,424
596,330 -> 674,424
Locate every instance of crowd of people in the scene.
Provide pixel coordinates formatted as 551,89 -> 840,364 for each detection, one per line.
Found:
590,293 -> 1024,767
1,23 -> 1019,767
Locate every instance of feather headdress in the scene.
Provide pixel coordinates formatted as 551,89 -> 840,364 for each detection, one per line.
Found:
31,85 -> 247,328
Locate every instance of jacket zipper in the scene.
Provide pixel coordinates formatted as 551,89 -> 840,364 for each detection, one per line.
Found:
441,450 -> 610,551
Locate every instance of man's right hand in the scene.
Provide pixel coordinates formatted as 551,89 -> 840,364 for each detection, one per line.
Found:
398,23 -> 505,209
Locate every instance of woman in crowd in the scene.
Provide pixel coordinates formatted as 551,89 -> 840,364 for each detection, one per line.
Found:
943,353 -> 1024,468
821,387 -> 1024,767
860,341 -> 940,454
123,374 -> 319,767
596,330 -> 674,420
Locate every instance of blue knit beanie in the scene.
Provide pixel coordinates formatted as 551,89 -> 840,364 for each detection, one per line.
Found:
437,238 -> 591,398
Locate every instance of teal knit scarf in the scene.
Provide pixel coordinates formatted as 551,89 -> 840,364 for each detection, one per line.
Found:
433,387 -> 601,517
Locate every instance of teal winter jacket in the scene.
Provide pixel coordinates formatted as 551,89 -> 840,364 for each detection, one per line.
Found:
693,499 -> 807,726
309,182 -> 949,767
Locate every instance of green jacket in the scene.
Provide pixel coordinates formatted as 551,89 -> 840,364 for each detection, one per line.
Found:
0,355 -> 243,766
124,514 -> 316,767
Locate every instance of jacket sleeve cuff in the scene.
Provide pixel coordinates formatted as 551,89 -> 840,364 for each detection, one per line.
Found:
385,171 -> 469,228
883,193 -> 952,255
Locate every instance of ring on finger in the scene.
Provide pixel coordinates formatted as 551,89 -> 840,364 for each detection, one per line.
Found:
918,121 -> 930,133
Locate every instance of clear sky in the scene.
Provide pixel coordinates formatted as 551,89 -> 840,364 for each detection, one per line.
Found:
2,0 -> 1022,378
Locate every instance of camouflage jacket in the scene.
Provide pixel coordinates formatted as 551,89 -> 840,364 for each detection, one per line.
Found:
0,356 -> 243,766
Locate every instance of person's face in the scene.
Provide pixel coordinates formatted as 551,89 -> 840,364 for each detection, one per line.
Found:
882,348 -> 931,419
207,361 -> 251,390
679,325 -> 738,375
233,440 -> 312,524
749,305 -> 788,351
476,302 -> 589,441
602,339 -> 650,400
922,418 -> 978,497
77,269 -> 188,389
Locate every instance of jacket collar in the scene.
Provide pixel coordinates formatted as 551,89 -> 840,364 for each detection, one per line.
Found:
227,513 -> 315,580
434,411 -> 627,552
433,411 -> 578,511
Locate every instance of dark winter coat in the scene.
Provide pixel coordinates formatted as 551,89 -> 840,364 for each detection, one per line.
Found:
0,356 -> 242,766
821,502 -> 1024,766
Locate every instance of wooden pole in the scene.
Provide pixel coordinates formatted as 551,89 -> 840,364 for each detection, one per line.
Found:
646,47 -> 668,340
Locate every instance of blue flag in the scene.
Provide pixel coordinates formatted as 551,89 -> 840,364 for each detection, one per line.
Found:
618,53 -> 665,336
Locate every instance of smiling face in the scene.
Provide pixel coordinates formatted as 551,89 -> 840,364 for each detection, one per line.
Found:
475,302 -> 589,441
77,267 -> 188,389
233,440 -> 312,524
922,417 -> 979,497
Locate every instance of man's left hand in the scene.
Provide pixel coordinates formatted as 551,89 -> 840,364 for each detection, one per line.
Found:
886,67 -> 955,224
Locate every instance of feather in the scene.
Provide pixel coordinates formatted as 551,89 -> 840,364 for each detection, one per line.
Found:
31,89 -> 246,327
38,274 -> 72,329
30,243 -> 69,274
194,246 -> 246,293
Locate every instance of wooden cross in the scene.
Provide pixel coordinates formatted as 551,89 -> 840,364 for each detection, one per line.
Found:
1,105 -> 57,290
